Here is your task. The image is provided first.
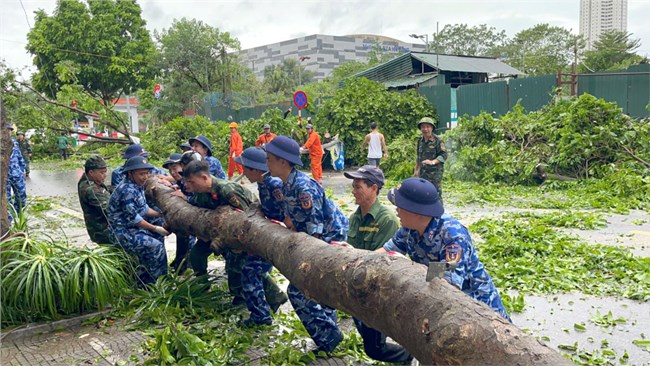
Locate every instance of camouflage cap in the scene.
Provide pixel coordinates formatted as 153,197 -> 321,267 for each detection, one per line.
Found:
84,155 -> 108,170
417,117 -> 436,129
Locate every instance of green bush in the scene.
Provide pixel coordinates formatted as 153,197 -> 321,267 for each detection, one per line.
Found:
446,94 -> 650,185
317,78 -> 435,165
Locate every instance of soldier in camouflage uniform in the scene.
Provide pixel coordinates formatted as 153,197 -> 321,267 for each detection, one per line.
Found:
108,156 -> 170,285
175,160 -> 287,310
6,123 -> 26,217
414,117 -> 448,197
265,135 -> 347,353
78,155 -> 114,244
234,147 -> 289,326
16,132 -> 32,176
380,178 -> 511,321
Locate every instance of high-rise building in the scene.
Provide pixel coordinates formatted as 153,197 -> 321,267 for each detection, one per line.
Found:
580,0 -> 628,50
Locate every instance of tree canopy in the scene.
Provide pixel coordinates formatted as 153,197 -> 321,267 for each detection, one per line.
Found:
429,24 -> 509,57
26,0 -> 157,104
501,24 -> 583,75
581,30 -> 645,72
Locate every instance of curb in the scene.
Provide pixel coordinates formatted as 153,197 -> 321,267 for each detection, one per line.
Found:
0,310 -> 109,342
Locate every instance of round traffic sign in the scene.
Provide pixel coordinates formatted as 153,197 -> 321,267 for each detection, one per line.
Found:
293,91 -> 308,110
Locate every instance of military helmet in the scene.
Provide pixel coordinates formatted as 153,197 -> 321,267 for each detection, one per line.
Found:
84,155 -> 108,171
417,117 -> 436,129
179,151 -> 202,166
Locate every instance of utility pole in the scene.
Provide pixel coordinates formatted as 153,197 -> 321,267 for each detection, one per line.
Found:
571,40 -> 578,96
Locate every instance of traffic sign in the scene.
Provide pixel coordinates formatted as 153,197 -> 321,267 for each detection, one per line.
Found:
154,84 -> 161,99
293,91 -> 308,110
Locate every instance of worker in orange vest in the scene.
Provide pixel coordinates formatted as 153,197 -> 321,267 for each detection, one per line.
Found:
255,124 -> 277,147
228,122 -> 244,179
300,123 -> 323,183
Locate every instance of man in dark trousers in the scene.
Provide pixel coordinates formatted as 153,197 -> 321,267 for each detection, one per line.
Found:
338,165 -> 413,364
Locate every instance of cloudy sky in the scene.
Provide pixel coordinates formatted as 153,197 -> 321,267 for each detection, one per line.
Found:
2,0 -> 649,79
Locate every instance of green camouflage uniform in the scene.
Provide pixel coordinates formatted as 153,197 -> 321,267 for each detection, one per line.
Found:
416,134 -> 448,196
78,156 -> 114,244
189,177 -> 285,306
17,135 -> 32,175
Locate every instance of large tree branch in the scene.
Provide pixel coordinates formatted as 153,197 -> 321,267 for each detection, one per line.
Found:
17,81 -> 132,138
146,180 -> 570,365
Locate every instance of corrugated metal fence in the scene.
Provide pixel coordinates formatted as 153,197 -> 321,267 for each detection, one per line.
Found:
578,64 -> 650,118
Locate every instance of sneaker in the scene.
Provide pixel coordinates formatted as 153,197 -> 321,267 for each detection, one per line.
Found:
238,318 -> 272,327
270,293 -> 289,313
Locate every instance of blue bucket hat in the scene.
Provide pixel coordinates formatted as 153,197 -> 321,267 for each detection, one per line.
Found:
122,156 -> 155,173
162,153 -> 182,169
235,147 -> 269,171
388,178 -> 444,217
188,135 -> 213,156
264,135 -> 303,166
122,144 -> 149,159
179,142 -> 192,151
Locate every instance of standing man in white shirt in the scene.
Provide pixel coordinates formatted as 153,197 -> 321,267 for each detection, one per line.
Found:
361,122 -> 387,167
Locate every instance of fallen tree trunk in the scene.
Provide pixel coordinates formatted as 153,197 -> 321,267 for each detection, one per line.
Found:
146,180 -> 570,365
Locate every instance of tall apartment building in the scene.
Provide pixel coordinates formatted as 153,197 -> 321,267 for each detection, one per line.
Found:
580,0 -> 628,50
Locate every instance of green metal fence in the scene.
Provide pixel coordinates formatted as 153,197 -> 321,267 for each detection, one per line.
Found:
578,64 -> 650,118
418,84 -> 451,131
456,81 -> 508,118
509,74 -> 556,111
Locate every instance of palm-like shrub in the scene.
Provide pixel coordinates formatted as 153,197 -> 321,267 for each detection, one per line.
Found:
1,227 -> 135,326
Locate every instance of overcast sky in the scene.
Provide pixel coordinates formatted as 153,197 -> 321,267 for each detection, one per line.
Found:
2,0 -> 649,80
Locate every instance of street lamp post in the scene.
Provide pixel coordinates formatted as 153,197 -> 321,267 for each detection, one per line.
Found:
298,55 -> 311,86
409,33 -> 429,52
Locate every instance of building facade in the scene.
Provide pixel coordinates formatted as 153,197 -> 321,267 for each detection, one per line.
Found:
236,34 -> 425,81
580,0 -> 628,50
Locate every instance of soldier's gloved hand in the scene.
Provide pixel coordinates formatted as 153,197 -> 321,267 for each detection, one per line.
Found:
153,226 -> 170,236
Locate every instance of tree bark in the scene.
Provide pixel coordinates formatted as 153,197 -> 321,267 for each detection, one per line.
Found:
1,94 -> 11,238
146,180 -> 570,365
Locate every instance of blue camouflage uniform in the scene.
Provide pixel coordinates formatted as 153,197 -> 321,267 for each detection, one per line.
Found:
107,177 -> 168,285
241,174 -> 285,324
112,166 -> 167,187
7,138 -> 27,216
283,167 -> 348,352
383,214 -> 511,321
205,156 -> 226,179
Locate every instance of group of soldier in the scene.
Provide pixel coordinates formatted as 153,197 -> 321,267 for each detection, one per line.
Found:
74,117 -> 509,363
5,123 -> 31,223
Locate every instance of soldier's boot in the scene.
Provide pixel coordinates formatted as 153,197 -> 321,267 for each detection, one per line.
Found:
263,273 -> 288,313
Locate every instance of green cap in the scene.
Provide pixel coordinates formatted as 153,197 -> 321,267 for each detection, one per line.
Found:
84,155 -> 107,170
417,117 -> 436,129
